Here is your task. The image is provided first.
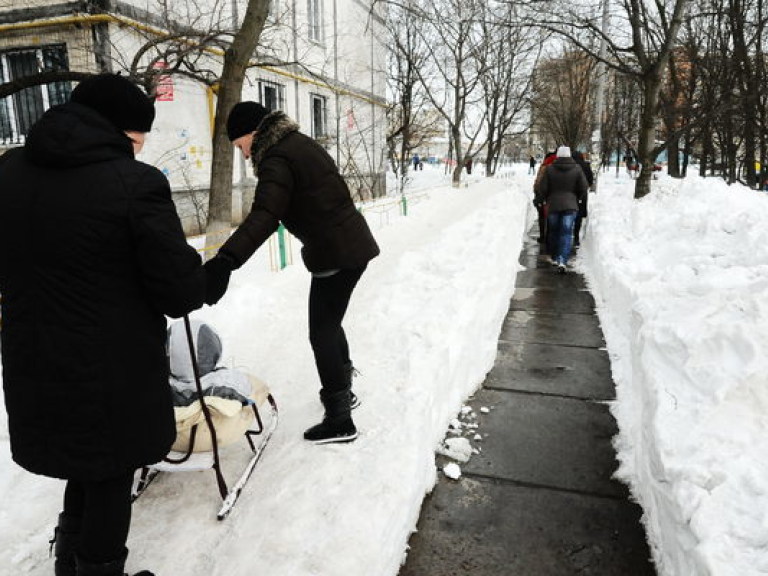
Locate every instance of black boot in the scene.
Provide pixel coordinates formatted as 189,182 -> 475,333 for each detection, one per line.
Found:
75,548 -> 155,576
343,361 -> 361,409
50,512 -> 81,576
304,389 -> 358,444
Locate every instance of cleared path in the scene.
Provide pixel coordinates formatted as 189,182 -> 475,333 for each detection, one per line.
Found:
399,227 -> 656,576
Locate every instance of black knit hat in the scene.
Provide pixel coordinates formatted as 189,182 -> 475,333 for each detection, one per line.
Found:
70,74 -> 156,132
227,101 -> 269,141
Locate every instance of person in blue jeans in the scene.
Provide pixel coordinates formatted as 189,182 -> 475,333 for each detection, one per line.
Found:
535,146 -> 588,273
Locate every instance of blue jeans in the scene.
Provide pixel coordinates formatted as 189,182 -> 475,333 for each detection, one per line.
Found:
547,210 -> 577,265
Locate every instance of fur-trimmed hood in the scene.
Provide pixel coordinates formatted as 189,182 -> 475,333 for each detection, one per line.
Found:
249,111 -> 300,173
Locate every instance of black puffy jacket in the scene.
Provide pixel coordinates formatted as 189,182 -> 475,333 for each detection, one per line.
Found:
538,157 -> 589,213
0,102 -> 206,481
220,112 -> 380,272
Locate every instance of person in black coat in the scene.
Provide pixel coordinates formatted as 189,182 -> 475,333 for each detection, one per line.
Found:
0,74 -> 227,576
208,102 -> 380,445
535,146 -> 588,273
571,150 -> 594,246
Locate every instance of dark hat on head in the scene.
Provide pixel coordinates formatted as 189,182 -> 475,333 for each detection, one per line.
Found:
227,101 -> 269,141
71,74 -> 155,132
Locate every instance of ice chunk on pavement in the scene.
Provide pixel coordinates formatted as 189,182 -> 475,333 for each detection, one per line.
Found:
443,462 -> 462,480
437,437 -> 473,463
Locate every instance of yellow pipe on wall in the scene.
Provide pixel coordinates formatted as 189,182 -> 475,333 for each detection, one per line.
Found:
206,85 -> 217,136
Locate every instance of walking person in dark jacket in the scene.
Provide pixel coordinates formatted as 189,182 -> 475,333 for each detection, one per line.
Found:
0,74 -> 228,576
535,146 -> 588,273
571,150 -> 594,246
532,150 -> 557,251
207,102 -> 380,445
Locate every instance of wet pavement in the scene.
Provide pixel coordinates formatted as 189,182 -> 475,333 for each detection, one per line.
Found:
399,228 -> 656,576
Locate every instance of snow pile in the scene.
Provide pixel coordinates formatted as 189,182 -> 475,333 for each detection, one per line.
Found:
580,174 -> 768,576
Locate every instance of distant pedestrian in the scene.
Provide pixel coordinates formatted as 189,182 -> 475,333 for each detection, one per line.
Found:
571,150 -> 594,247
532,150 -> 557,251
465,157 -> 473,174
535,146 -> 588,273
413,153 -> 421,171
528,155 -> 536,175
624,150 -> 637,175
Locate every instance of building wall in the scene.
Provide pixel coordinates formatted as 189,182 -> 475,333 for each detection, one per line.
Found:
0,0 -> 387,232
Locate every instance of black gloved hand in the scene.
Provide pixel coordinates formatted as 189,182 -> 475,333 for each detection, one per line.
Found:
203,253 -> 236,305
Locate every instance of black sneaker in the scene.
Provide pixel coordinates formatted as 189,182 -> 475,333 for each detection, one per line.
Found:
304,418 -> 358,444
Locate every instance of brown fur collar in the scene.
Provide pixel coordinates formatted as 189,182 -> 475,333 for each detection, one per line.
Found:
249,111 -> 300,174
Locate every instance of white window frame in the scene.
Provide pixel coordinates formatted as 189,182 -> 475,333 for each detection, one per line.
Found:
0,44 -> 69,145
258,79 -> 286,112
310,93 -> 328,139
308,0 -> 324,43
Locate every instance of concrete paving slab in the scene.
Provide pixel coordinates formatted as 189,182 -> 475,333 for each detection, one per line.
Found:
519,254 -> 560,270
462,388 -> 626,498
509,287 -> 596,314
500,310 -> 606,348
484,341 -> 614,400
515,268 -> 587,289
399,476 -> 655,576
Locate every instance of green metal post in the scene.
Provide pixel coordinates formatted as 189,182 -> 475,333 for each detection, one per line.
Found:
277,223 -> 287,269
401,193 -> 408,216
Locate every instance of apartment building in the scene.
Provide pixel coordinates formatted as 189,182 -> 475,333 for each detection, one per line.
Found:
0,0 -> 387,232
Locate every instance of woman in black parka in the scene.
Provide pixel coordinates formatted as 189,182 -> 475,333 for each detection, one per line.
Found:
206,102 -> 380,445
0,75 -> 228,576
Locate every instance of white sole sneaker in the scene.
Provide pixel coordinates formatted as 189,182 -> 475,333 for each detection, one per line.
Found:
309,431 -> 359,445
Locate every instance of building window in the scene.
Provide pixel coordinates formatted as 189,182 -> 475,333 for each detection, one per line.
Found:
310,93 -> 327,139
258,79 -> 285,112
308,0 -> 324,43
0,44 -> 71,145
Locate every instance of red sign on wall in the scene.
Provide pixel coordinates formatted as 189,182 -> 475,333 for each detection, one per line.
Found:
153,61 -> 174,102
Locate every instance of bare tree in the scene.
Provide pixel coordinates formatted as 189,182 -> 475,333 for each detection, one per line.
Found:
527,0 -> 692,198
385,0 -> 434,194
530,45 -> 596,152
479,2 -> 541,176
601,70 -> 642,175
339,108 -> 387,201
205,0 -> 270,251
410,0 -> 488,186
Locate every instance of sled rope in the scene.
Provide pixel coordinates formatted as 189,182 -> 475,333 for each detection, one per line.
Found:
183,315 -> 229,500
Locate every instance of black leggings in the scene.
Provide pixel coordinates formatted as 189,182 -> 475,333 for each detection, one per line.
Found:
63,470 -> 134,563
308,267 -> 365,394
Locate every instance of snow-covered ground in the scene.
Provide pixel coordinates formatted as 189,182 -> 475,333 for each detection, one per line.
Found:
579,171 -> 768,576
2,161 -> 767,576
0,165 -> 528,576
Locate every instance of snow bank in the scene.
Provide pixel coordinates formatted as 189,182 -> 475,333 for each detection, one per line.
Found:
580,175 -> 768,576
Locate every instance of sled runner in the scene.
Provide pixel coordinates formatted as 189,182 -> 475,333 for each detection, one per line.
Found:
132,316 -> 278,520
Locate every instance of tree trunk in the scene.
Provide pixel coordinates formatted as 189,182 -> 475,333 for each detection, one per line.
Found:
700,128 -> 712,177
451,127 -> 463,187
667,137 -> 680,177
205,0 -> 270,254
634,79 -> 662,199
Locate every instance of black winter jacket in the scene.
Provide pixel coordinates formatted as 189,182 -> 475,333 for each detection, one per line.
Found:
0,103 -> 207,481
537,157 -> 589,213
221,112 -> 380,272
